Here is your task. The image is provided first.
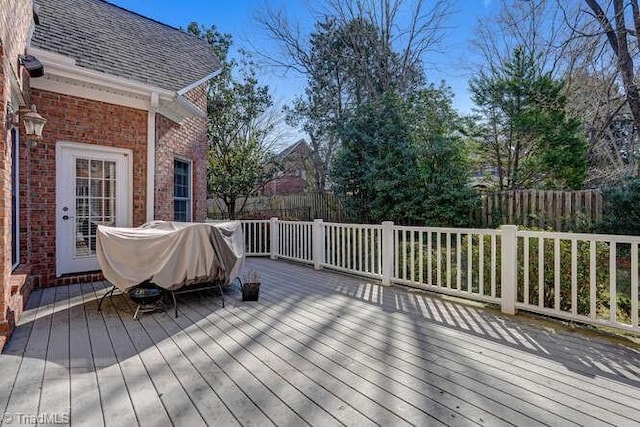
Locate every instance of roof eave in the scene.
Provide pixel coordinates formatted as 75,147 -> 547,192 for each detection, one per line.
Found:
28,46 -> 208,122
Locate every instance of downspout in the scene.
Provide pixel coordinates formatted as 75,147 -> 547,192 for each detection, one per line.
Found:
146,92 -> 159,222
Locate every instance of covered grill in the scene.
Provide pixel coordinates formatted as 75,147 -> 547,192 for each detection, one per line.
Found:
96,220 -> 244,316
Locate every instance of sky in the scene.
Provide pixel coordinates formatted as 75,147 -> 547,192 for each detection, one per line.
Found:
110,0 -> 500,144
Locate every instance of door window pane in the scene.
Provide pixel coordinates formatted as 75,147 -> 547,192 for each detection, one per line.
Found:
75,158 -> 117,257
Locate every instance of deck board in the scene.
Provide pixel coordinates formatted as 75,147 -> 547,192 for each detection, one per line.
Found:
0,289 -> 43,420
68,283 -> 104,427
3,287 -> 55,422
38,286 -> 71,421
82,282 -> 138,427
1,258 -> 639,427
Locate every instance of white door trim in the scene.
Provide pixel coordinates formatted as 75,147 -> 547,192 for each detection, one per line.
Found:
55,141 -> 133,276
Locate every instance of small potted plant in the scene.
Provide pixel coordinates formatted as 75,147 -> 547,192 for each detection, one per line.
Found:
241,271 -> 261,301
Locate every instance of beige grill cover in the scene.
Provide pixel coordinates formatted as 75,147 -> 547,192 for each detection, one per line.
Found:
96,220 -> 244,291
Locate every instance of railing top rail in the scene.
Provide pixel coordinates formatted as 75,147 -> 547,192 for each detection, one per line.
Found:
278,220 -> 314,226
323,222 -> 383,229
518,229 -> 640,243
393,225 -> 502,235
237,219 -> 271,223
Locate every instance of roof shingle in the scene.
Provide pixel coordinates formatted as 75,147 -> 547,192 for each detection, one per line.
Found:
32,0 -> 221,92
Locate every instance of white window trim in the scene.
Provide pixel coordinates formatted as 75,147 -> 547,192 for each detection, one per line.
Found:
174,156 -> 193,222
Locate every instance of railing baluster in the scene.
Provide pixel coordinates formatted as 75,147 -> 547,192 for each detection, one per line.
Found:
446,232 -> 451,289
419,231 -> 424,285
491,234 -> 497,298
456,233 -> 461,290
377,228 -> 382,275
358,227 -> 362,271
538,237 -> 544,308
427,232 -> 432,286
340,226 -> 345,268
349,226 -> 353,269
554,238 -> 560,311
365,228 -> 369,273
436,232 -> 442,286
410,230 -> 415,283
631,243 -> 638,330
524,235 -> 529,304
479,234 -> 484,296
590,240 -> 596,319
610,242 -> 617,324
403,230 -> 408,281
467,234 -> 472,292
571,239 -> 577,315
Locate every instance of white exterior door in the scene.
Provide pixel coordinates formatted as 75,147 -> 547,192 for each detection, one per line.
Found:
56,142 -> 132,276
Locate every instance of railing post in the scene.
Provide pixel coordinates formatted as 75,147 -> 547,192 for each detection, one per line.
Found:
270,217 -> 279,260
382,221 -> 394,285
313,219 -> 324,270
500,224 -> 518,315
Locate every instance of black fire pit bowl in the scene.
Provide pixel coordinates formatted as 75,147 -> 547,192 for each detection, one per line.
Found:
128,282 -> 165,306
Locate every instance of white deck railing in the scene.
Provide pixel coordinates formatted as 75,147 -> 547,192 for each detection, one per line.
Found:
237,218 -> 640,334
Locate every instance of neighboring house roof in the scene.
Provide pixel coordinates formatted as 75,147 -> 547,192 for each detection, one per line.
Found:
31,0 -> 221,93
277,139 -> 311,160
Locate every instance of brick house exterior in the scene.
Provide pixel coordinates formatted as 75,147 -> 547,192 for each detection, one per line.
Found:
263,139 -> 312,195
0,0 -> 220,349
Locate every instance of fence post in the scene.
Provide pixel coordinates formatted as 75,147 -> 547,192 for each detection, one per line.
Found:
500,224 -> 518,315
382,221 -> 394,285
270,217 -> 279,260
313,219 -> 324,270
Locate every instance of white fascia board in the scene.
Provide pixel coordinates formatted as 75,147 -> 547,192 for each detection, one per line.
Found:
30,74 -> 150,110
175,95 -> 206,118
28,46 -> 175,99
177,68 -> 221,96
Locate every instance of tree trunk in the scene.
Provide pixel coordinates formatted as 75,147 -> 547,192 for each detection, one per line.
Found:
585,0 -> 640,140
226,197 -> 236,220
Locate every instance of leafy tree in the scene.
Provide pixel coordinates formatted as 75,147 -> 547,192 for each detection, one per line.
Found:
260,0 -> 450,191
188,23 -> 279,219
470,47 -> 587,190
332,88 -> 478,226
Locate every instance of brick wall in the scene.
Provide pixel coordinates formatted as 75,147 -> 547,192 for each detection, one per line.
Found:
27,89 -> 148,287
264,176 -> 307,195
0,0 -> 34,350
154,84 -> 207,222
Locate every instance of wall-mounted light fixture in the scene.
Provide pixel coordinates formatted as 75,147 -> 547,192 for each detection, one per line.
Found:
21,105 -> 47,140
6,102 -> 15,131
22,105 -> 47,140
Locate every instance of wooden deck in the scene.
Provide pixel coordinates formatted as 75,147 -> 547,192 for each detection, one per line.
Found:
1,258 -> 639,427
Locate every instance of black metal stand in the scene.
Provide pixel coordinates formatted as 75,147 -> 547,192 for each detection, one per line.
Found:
97,285 -> 117,312
168,280 -> 225,318
97,281 -> 226,319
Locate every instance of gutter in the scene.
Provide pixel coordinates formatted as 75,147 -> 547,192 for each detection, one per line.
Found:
147,92 -> 159,222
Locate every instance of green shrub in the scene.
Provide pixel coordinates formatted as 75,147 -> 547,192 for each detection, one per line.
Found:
598,177 -> 640,235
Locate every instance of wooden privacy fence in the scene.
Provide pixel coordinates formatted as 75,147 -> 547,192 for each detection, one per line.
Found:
480,189 -> 603,230
208,193 -> 345,222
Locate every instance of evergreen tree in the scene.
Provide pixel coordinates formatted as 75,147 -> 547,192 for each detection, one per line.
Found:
470,47 -> 587,190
